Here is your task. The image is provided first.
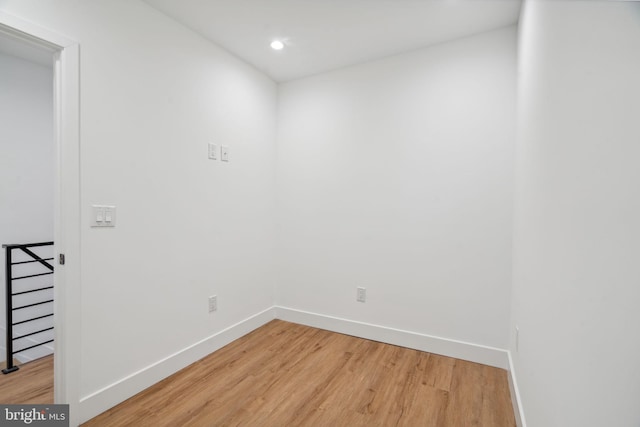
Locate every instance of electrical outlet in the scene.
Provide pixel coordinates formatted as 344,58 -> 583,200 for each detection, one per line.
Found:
515,325 -> 520,352
208,295 -> 217,313
357,287 -> 366,303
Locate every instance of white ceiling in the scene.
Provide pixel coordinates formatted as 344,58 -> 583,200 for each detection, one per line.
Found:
144,0 -> 522,82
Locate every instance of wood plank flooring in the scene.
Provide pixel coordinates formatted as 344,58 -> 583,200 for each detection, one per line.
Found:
84,320 -> 515,426
0,355 -> 53,404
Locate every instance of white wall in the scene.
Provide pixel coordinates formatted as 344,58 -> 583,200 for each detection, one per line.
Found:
2,2 -> 637,425
277,27 -> 516,350
0,51 -> 54,363
0,0 -> 278,412
512,1 -> 640,426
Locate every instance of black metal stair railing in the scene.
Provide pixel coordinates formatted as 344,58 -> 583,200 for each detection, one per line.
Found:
2,241 -> 54,374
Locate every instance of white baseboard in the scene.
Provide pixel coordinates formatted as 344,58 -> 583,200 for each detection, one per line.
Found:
78,306 -> 519,424
78,307 -> 276,424
507,351 -> 527,427
274,306 -> 509,369
0,325 -> 53,363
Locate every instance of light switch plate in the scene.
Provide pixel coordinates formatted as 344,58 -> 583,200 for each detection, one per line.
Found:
208,143 -> 218,160
91,205 -> 116,227
221,145 -> 229,162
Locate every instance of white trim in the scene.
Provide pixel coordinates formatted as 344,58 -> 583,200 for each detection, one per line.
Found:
78,308 -> 276,424
77,306 -> 515,423
0,11 -> 75,48
507,351 -> 527,427
0,10 -> 81,426
53,39 -> 81,427
275,306 -> 509,369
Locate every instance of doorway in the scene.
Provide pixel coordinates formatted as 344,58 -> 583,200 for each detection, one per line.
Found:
0,12 -> 81,425
0,33 -> 55,379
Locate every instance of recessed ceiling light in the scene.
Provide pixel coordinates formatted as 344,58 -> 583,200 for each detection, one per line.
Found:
270,40 -> 284,51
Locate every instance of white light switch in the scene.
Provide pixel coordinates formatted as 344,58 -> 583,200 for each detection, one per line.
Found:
208,143 -> 218,160
221,145 -> 229,162
91,205 -> 116,227
104,207 -> 113,223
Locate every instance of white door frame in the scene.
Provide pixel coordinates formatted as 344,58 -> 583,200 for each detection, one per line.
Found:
0,11 -> 81,426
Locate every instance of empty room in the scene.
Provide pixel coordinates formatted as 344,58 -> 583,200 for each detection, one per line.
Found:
0,1 -> 638,426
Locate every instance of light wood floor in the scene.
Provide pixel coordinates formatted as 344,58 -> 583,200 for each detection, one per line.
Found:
0,355 -> 53,404
84,320 -> 515,426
